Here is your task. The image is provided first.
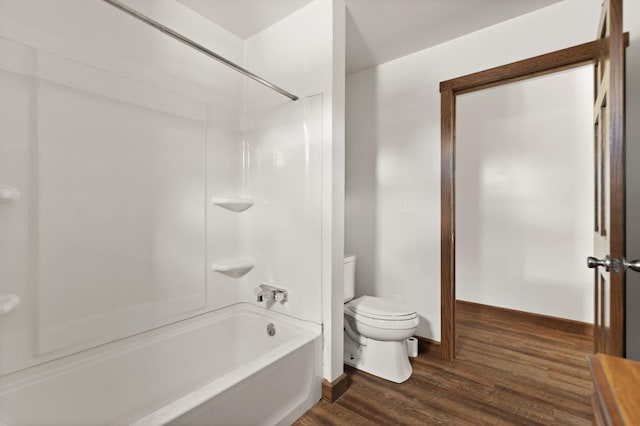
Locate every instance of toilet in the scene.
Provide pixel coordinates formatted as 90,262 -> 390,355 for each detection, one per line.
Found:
343,254 -> 419,383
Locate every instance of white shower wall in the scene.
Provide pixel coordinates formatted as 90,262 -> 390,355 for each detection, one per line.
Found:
206,95 -> 324,325
0,0 -> 326,378
206,122 -> 244,311
236,97 -> 323,323
244,0 -> 346,380
0,39 -> 213,375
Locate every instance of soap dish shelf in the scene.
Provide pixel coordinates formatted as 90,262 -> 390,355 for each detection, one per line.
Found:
211,198 -> 254,212
0,295 -> 20,315
211,259 -> 255,278
0,186 -> 20,203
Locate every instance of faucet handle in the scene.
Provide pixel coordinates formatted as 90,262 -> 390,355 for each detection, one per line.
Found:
254,285 -> 265,302
254,284 -> 287,303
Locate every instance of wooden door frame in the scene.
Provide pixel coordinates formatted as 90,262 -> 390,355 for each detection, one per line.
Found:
593,0 -> 626,357
439,35 -> 628,361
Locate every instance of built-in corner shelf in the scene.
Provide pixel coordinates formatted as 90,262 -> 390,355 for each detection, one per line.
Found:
211,259 -> 255,278
0,185 -> 20,203
211,197 -> 254,212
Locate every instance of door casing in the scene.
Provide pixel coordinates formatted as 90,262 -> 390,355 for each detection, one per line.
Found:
439,35 -> 628,361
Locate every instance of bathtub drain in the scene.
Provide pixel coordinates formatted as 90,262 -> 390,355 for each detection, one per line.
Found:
267,323 -> 276,336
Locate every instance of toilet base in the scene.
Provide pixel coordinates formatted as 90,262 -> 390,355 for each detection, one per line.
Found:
344,335 -> 413,383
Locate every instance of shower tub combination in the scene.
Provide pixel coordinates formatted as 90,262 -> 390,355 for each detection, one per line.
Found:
0,1 -> 325,424
0,304 -> 321,425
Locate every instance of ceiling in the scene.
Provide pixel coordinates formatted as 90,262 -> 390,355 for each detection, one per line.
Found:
176,0 -> 314,39
177,0 -> 564,74
344,0 -> 563,74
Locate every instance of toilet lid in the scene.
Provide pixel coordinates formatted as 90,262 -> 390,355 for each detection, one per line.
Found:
348,296 -> 416,320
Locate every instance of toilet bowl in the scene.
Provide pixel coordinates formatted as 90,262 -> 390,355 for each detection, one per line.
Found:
343,255 -> 419,383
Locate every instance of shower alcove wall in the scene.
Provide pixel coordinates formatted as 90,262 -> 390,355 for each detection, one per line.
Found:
0,0 -> 327,423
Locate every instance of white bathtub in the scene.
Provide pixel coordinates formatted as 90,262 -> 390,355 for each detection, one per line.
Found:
0,303 -> 322,425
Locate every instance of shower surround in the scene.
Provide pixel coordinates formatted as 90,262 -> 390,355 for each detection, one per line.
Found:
0,0 -> 337,423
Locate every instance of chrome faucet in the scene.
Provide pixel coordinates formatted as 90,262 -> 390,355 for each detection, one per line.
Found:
255,284 -> 288,303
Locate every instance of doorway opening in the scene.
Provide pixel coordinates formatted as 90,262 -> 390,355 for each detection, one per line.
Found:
439,39 -> 617,361
454,65 -> 595,355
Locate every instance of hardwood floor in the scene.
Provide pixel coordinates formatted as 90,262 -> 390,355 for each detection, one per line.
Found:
294,303 -> 593,425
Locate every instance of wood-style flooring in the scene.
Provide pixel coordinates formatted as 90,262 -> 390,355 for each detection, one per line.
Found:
294,303 -> 593,425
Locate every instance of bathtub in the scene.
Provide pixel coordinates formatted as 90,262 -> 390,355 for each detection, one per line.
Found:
0,303 -> 322,425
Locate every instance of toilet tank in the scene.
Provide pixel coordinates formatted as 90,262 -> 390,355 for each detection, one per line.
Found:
344,254 -> 356,302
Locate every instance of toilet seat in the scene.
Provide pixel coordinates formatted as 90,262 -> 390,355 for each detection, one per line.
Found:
346,311 -> 419,331
346,296 -> 417,320
345,296 -> 418,330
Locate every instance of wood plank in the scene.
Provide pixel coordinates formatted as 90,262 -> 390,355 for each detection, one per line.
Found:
588,353 -> 640,425
605,0 -> 626,359
321,373 -> 350,403
440,87 -> 456,361
295,303 -> 593,425
415,335 -> 442,358
439,34 -> 627,95
457,300 -> 594,337
440,41 -> 597,94
293,401 -> 376,426
598,354 -> 640,421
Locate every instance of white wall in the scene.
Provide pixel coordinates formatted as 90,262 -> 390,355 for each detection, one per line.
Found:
0,0 -> 345,382
455,67 -> 594,322
243,0 -> 332,110
244,0 -> 346,381
0,0 -> 248,374
345,0 -> 620,341
236,96 -> 323,324
329,0 -> 347,383
0,0 -> 245,114
205,121 -> 244,311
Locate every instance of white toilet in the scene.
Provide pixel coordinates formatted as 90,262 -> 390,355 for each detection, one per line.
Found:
343,254 -> 419,383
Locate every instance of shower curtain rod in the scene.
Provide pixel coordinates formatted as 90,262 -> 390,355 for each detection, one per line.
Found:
102,0 -> 299,101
